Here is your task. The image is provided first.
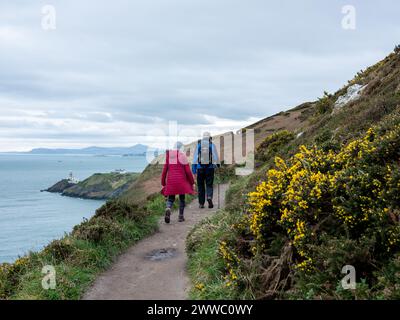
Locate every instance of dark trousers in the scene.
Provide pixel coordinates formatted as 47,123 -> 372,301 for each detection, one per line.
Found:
197,167 -> 214,205
166,194 -> 185,210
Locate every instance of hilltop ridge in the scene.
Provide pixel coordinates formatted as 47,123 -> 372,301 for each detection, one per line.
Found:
28,144 -> 149,155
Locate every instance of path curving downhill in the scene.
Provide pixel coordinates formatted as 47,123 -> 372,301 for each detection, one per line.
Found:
83,184 -> 228,300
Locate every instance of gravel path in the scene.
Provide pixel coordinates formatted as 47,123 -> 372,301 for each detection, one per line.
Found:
83,183 -> 228,300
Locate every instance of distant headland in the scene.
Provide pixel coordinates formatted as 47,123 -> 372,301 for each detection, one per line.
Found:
27,144 -> 149,155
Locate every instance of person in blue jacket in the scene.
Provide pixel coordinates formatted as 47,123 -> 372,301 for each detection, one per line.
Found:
192,132 -> 220,208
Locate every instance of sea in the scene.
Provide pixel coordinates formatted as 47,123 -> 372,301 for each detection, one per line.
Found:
0,153 -> 148,263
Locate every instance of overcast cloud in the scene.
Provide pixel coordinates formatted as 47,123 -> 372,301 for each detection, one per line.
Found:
0,0 -> 399,151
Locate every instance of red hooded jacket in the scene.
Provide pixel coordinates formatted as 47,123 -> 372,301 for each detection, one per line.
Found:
161,150 -> 195,196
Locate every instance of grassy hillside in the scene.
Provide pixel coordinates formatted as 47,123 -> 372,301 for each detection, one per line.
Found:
120,161 -> 164,205
46,172 -> 140,200
62,172 -> 139,200
187,46 -> 400,300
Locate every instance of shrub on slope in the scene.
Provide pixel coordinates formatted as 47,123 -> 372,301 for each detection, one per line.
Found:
223,112 -> 400,299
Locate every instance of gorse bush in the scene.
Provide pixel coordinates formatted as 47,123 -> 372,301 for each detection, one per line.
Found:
316,91 -> 333,114
94,200 -> 146,221
44,239 -> 75,262
215,162 -> 236,184
314,129 -> 341,152
72,216 -> 126,244
0,257 -> 31,299
222,113 -> 400,299
256,130 -> 295,164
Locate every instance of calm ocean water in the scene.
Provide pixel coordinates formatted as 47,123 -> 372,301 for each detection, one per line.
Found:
0,153 -> 148,263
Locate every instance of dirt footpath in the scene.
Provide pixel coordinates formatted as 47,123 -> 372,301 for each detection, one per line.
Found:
83,184 -> 228,300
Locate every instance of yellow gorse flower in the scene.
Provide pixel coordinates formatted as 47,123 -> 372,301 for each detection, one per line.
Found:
246,122 -> 400,270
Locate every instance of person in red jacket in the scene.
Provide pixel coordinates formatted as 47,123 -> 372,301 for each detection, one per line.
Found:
161,142 -> 195,223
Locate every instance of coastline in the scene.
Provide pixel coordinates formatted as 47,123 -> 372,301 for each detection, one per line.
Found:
0,194 -> 166,299
0,153 -> 148,265
43,172 -> 140,200
0,151 -> 163,299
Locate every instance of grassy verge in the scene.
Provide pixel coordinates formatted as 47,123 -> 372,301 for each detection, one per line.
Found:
0,194 -> 170,300
186,209 -> 252,299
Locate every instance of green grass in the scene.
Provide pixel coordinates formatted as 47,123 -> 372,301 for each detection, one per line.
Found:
186,210 -> 251,300
0,191 -> 199,300
62,172 -> 140,199
0,195 -> 165,300
78,172 -> 139,188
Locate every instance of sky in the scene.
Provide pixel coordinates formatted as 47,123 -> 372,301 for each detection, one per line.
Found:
0,0 -> 399,151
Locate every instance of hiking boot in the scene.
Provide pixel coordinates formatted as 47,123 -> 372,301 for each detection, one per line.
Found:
207,199 -> 214,208
199,204 -> 205,209
178,208 -> 185,222
164,208 -> 171,224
